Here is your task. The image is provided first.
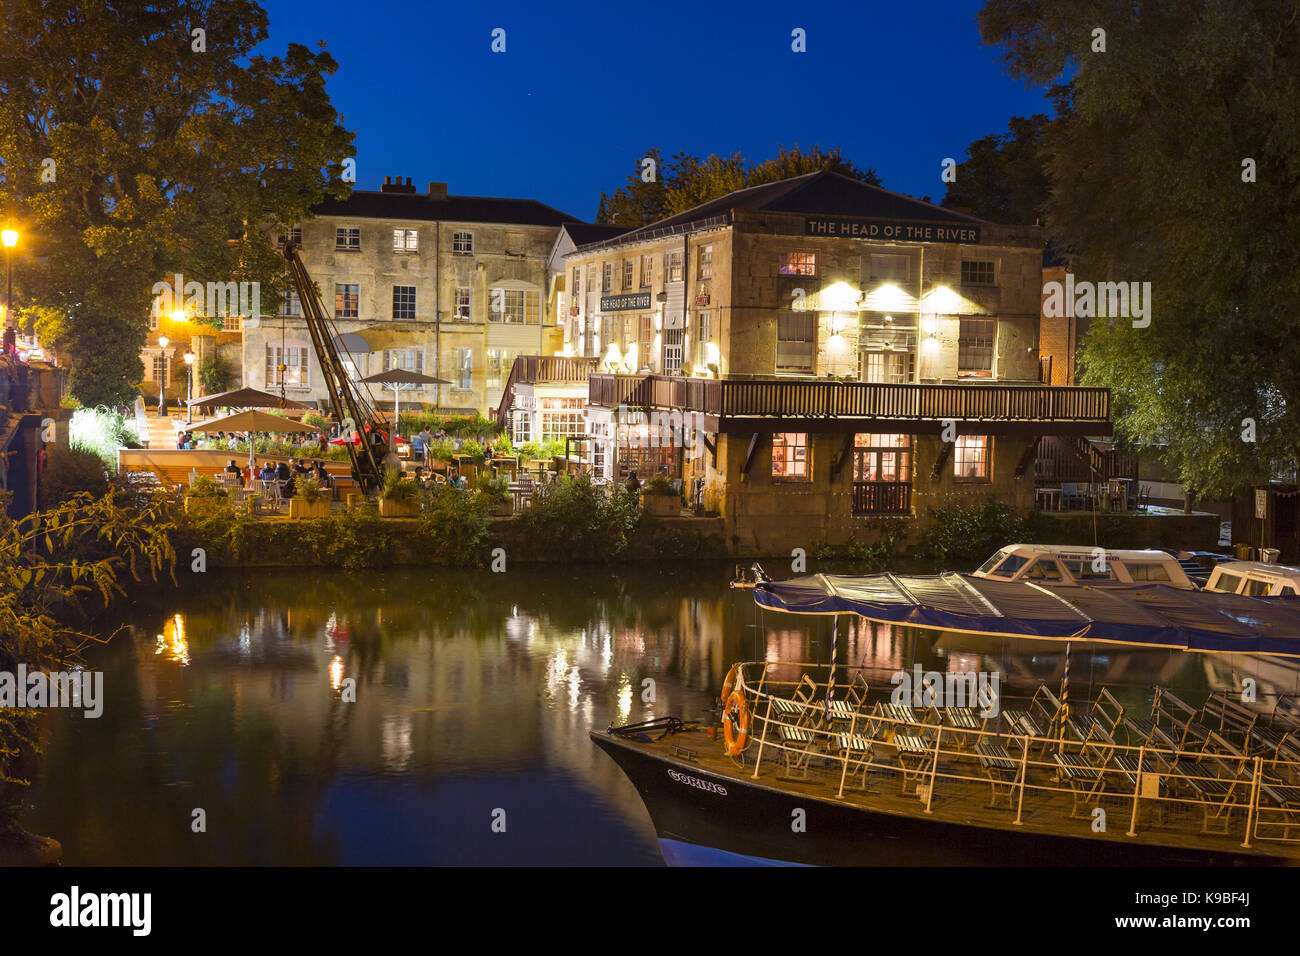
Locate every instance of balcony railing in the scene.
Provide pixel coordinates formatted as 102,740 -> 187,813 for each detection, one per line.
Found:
588,374 -> 1111,434
852,481 -> 912,515
496,355 -> 601,426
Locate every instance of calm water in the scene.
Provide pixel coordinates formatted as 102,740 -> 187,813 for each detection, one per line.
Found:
29,564 -> 1292,865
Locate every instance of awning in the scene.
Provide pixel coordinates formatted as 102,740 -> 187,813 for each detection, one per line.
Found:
752,571 -> 1300,657
332,333 -> 371,355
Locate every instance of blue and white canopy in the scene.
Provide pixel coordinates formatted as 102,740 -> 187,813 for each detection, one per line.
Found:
751,571 -> 1300,658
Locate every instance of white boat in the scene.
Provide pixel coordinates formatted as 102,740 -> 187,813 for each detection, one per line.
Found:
973,544 -> 1195,589
1204,559 -> 1300,597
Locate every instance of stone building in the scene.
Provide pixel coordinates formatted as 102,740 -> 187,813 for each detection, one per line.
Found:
240,177 -> 581,416
550,170 -> 1113,552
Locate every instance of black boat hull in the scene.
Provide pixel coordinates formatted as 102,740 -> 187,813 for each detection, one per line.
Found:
592,731 -> 1290,866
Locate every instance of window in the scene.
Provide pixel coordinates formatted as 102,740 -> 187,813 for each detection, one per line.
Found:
699,245 -> 713,280
150,354 -> 168,385
452,347 -> 472,390
513,413 -> 531,444
385,347 -> 426,388
772,433 -> 809,479
587,265 -> 598,292
505,232 -> 525,255
1244,577 -> 1273,597
335,283 -> 358,318
639,314 -> 654,368
1215,572 -> 1243,594
989,554 -> 1030,579
870,254 -> 909,282
489,289 -> 540,324
452,231 -> 473,255
667,251 -> 683,282
779,252 -> 816,276
283,225 -> 302,245
1126,562 -> 1171,582
622,259 -> 634,291
392,285 -> 416,320
601,262 -> 612,293
539,397 -> 585,439
961,259 -> 996,286
776,312 -> 815,373
282,290 -> 302,317
662,328 -> 684,375
148,309 -> 159,331
860,351 -> 915,385
454,287 -> 472,320
954,435 -> 989,480
393,229 -> 418,252
266,345 -> 310,388
853,434 -> 912,482
486,348 -> 515,390
223,313 -> 242,331
1025,559 -> 1063,582
335,227 -> 360,250
641,254 -> 653,287
695,311 -> 712,368
958,317 -> 995,377
572,267 -> 581,299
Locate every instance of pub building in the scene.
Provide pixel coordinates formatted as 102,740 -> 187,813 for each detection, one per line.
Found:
499,169 -> 1112,552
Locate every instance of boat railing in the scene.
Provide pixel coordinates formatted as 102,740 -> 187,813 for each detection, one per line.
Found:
727,662 -> 1300,848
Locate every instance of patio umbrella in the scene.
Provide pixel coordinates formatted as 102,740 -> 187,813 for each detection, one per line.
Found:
356,368 -> 452,429
188,409 -> 310,471
188,387 -> 309,410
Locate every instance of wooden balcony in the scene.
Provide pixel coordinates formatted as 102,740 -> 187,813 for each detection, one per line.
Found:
852,481 -> 912,515
588,374 -> 1112,436
496,355 -> 600,426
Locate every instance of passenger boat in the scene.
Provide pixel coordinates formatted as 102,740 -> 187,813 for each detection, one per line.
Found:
1204,559 -> 1300,597
973,544 -> 1196,589
593,569 -> 1300,865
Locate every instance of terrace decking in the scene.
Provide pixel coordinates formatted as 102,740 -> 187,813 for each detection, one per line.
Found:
587,374 -> 1112,436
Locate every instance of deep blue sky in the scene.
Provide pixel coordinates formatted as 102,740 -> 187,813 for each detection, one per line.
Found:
259,0 -> 1051,222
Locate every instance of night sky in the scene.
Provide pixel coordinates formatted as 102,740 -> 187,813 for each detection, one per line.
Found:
259,0 -> 1052,221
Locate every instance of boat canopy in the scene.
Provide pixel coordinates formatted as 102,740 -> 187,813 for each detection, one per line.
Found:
751,571 -> 1300,657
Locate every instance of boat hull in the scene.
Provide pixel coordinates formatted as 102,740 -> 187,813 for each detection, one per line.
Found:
592,731 -> 1291,867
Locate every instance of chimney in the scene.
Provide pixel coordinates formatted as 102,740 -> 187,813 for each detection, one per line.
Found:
381,175 -> 416,194
427,182 -> 448,200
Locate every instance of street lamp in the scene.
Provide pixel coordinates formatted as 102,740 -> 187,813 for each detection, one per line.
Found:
2,228 -> 18,346
183,346 -> 195,424
157,334 -> 169,415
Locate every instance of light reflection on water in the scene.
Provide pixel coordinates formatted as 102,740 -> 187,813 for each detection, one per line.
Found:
29,564 -> 1295,865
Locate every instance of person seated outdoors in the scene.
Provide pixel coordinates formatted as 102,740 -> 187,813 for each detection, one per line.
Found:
293,457 -> 312,478
225,459 -> 244,487
624,470 -> 641,492
175,430 -> 187,450
258,461 -> 277,485
313,460 -> 331,487
276,459 -> 294,497
411,430 -> 426,462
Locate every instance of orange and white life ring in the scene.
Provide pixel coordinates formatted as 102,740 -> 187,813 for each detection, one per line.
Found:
722,690 -> 750,756
720,664 -> 739,704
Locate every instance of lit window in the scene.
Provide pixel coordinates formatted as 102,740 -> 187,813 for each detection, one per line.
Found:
393,229 -> 418,252
954,435 -> 989,480
452,231 -> 473,255
779,252 -> 816,276
667,251 -> 683,282
699,245 -> 713,280
490,289 -> 540,324
539,397 -> 586,439
151,354 -> 168,385
335,227 -> 360,250
853,434 -> 912,482
385,347 -> 425,388
860,351 -> 915,384
335,283 -> 358,318
454,287 -> 472,320
772,433 -> 809,479
452,347 -> 472,390
662,329 -> 684,374
266,345 -> 310,388
283,226 -> 303,245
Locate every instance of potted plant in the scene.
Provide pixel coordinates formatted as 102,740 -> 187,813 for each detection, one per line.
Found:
477,472 -> 513,516
289,477 -> 330,518
640,474 -> 680,517
183,474 -> 228,514
379,468 -> 421,517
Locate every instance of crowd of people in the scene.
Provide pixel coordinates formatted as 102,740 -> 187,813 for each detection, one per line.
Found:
221,456 -> 332,497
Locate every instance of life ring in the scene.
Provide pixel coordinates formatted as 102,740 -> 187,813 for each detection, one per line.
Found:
720,665 -> 739,704
722,690 -> 750,756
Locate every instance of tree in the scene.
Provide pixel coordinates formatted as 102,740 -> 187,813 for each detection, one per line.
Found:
199,353 -> 234,394
0,0 -> 354,407
978,0 -> 1300,498
597,144 -> 882,226
942,113 -> 1055,226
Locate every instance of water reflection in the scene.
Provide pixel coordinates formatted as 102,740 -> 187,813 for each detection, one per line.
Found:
30,564 -> 1300,865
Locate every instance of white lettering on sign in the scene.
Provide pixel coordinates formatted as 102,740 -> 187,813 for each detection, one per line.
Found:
668,769 -> 728,796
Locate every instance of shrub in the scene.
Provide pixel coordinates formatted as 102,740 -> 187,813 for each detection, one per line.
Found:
920,499 -> 1032,571
198,354 -> 234,394
417,485 -> 492,565
476,472 -> 510,506
521,475 -> 640,560
379,468 -> 419,503
461,439 -> 484,461
186,474 -> 226,498
294,477 -> 323,503
40,446 -> 109,505
302,411 -> 329,431
643,475 -> 676,496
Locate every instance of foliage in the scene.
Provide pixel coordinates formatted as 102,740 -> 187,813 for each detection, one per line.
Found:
514,437 -> 567,462
919,499 -> 1032,571
186,474 -> 225,498
978,0 -> 1300,498
941,113 -> 1055,228
379,468 -> 419,503
302,411 -> 329,431
0,0 -> 354,406
39,446 -> 109,505
814,519 -> 910,572
198,354 -> 235,394
520,476 -> 641,560
67,405 -> 140,475
643,475 -> 676,496
294,477 -> 323,503
596,144 -> 882,226
416,485 -> 492,565
0,490 -> 175,821
398,411 -> 502,439
460,439 -> 484,461
475,472 -> 510,506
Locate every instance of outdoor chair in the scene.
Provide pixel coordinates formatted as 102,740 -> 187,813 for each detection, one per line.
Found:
825,673 -> 870,723
768,675 -> 823,731
834,725 -> 877,791
1171,736 -> 1250,835
976,737 -> 1023,810
1052,723 -> 1117,818
1065,687 -> 1125,744
259,479 -> 282,511
1153,687 -> 1212,752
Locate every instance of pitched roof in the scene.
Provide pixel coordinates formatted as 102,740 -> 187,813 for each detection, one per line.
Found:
312,190 -> 584,228
586,169 -> 987,249
563,223 -> 633,245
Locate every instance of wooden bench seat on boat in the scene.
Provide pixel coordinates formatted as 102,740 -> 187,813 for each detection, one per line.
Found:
826,674 -> 870,723
976,738 -> 1021,809
834,732 -> 876,791
1199,692 -> 1260,745
1155,687 -> 1212,751
1065,688 -> 1124,744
